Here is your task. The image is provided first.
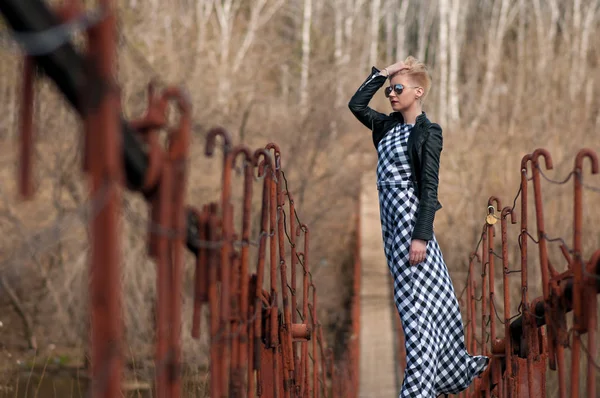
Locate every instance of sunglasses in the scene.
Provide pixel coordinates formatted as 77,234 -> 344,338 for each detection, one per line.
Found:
384,83 -> 420,98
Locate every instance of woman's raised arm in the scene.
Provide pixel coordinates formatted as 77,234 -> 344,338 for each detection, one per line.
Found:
348,62 -> 409,130
347,66 -> 389,130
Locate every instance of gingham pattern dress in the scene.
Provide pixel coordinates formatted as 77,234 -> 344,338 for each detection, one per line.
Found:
376,123 -> 489,397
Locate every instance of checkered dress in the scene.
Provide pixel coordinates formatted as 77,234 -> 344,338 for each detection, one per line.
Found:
376,123 -> 489,397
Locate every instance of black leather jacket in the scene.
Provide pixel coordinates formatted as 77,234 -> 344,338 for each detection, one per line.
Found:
348,66 -> 443,242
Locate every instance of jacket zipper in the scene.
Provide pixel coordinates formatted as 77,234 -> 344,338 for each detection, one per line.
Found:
357,72 -> 379,92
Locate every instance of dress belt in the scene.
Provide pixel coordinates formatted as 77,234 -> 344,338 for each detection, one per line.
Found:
376,180 -> 413,191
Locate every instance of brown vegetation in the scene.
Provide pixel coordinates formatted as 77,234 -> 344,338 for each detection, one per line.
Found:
1,0 -> 600,393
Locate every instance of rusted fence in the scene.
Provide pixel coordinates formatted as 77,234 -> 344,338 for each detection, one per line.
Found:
0,0 -> 344,397
458,148 -> 600,397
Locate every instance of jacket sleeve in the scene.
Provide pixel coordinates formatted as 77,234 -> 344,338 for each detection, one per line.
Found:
412,123 -> 443,241
348,66 -> 389,130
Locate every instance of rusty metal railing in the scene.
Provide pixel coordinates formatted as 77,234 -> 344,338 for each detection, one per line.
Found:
458,148 -> 600,398
1,1 -> 340,397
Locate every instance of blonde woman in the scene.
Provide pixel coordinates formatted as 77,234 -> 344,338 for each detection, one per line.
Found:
348,56 -> 489,397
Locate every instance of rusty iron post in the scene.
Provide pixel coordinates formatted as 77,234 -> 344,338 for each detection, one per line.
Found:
248,274 -> 257,398
479,223 -> 490,398
573,149 -> 598,398
266,143 -> 296,394
206,127 -> 235,397
529,150 -> 566,386
163,88 -> 191,398
229,146 -> 256,395
265,147 -> 280,398
288,191 -> 301,396
309,282 -> 326,398
208,203 -> 223,398
191,206 -> 210,339
253,149 -> 274,398
501,206 -> 516,397
517,154 -> 539,398
84,1 -> 123,396
130,85 -> 191,398
486,197 -> 501,395
297,225 -> 311,398
129,84 -> 169,398
350,203 -> 361,398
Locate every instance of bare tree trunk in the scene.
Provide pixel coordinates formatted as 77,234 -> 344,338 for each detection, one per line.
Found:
369,0 -> 382,67
470,0 -> 517,130
570,0 -> 583,100
438,0 -> 449,126
232,0 -> 285,73
384,0 -> 394,64
417,2 -> 436,62
531,0 -> 559,125
395,0 -> 410,60
313,0 -> 325,31
448,0 -> 463,123
195,0 -> 214,54
343,0 -> 366,66
574,1 -> 598,106
214,0 -> 238,107
299,0 -> 313,114
332,0 -> 345,138
508,0 -> 526,135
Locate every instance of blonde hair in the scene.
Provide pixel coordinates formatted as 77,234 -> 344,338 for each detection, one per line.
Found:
391,56 -> 432,101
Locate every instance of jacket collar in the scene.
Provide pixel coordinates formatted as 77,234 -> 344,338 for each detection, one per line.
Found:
390,111 -> 428,126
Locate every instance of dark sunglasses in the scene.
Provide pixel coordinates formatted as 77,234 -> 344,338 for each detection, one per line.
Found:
384,83 -> 419,98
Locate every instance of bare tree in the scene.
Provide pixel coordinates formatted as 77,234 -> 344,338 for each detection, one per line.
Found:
448,0 -> 466,123
384,0 -> 395,64
395,0 -> 410,61
369,0 -> 382,67
470,0 -> 518,129
438,0 -> 449,126
195,0 -> 214,54
300,0 -> 313,114
416,2 -> 436,62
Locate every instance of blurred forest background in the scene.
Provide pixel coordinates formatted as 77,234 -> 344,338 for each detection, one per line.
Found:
1,0 -> 600,392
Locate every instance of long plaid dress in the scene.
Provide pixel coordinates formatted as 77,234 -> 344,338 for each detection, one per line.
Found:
376,122 -> 489,397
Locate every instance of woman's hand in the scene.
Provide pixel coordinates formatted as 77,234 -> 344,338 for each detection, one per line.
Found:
381,61 -> 409,77
409,239 -> 427,265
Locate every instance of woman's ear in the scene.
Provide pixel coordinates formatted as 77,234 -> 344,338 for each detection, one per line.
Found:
416,87 -> 424,100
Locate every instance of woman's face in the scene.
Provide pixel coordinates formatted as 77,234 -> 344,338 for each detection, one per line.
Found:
386,75 -> 421,112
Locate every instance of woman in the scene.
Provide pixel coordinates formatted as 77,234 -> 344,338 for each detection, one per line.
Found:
348,56 -> 489,397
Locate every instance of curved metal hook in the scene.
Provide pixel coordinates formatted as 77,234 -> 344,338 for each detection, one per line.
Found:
530,148 -> 554,170
296,223 -> 309,237
265,142 -> 282,170
574,148 -> 599,174
520,153 -> 533,171
253,148 -> 273,179
487,196 -> 502,212
520,153 -> 533,182
501,206 -> 516,224
205,126 -> 232,157
230,145 -> 253,170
